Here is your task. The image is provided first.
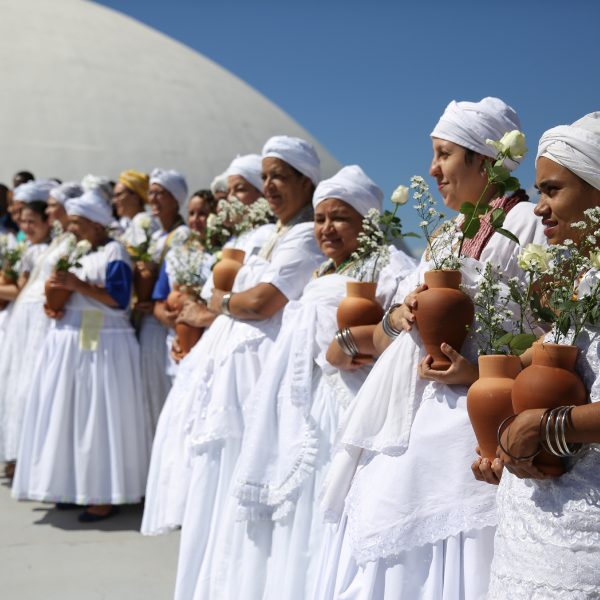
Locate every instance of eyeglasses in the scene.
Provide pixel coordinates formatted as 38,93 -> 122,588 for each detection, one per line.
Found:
112,190 -> 131,200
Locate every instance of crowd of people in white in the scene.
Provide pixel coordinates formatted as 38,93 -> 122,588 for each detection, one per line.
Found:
1,97 -> 600,599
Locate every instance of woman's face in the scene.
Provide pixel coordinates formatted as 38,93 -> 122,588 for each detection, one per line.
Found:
187,195 -> 212,234
429,138 -> 489,211
227,175 -> 261,206
148,183 -> 179,227
46,198 -> 67,225
20,207 -> 50,244
314,199 -> 363,266
262,157 -> 313,224
67,215 -> 103,244
534,156 -> 600,245
8,200 -> 24,223
112,182 -> 143,219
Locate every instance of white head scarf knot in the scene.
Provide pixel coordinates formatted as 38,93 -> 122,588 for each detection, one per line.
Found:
313,165 -> 383,216
81,174 -> 113,204
210,171 -> 228,195
226,154 -> 263,193
13,179 -> 58,202
66,190 -> 113,227
150,168 -> 188,207
537,112 -> 600,191
431,96 -> 522,171
262,135 -> 321,185
49,182 -> 84,205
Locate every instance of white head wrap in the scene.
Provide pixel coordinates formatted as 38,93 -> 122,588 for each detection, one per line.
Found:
536,112 -> 600,191
431,97 -> 522,171
210,171 -> 229,195
49,181 -> 84,205
65,190 -> 113,227
81,174 -> 113,204
150,168 -> 188,207
226,154 -> 263,193
262,135 -> 321,185
13,179 -> 58,203
313,165 -> 383,216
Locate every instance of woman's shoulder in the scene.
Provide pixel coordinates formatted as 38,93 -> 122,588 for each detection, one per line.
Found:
101,239 -> 133,266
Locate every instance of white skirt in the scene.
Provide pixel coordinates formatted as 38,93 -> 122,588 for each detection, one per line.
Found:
138,314 -> 171,439
12,311 -> 150,505
313,515 -> 495,600
0,299 -> 51,461
140,317 -> 231,536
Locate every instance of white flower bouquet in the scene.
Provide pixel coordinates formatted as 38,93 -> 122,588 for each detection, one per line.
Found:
54,238 -> 92,272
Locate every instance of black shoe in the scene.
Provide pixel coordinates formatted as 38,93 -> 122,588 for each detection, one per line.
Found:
55,502 -> 80,511
77,506 -> 120,523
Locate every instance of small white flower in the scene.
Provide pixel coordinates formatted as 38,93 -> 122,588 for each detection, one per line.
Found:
391,185 -> 409,205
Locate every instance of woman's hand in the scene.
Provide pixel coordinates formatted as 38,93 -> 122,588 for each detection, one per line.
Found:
418,343 -> 479,386
49,271 -> 81,292
208,289 -> 226,314
134,300 -> 154,314
471,447 -> 504,485
154,300 -> 178,329
177,300 -> 215,329
171,337 -> 185,363
326,338 -> 373,371
43,304 -> 65,320
497,409 -> 549,480
390,283 -> 428,332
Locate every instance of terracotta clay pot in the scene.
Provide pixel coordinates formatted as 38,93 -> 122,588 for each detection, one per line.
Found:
467,355 -> 522,460
337,281 -> 384,329
134,264 -> 156,303
175,322 -> 203,354
213,248 -> 245,292
0,272 -> 14,310
512,343 -> 587,476
413,270 -> 474,371
167,288 -> 186,312
44,278 -> 72,312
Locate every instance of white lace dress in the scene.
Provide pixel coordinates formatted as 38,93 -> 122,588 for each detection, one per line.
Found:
313,203 -> 546,600
488,322 -> 600,598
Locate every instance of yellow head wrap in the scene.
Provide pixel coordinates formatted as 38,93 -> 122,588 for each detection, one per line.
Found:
118,170 -> 149,203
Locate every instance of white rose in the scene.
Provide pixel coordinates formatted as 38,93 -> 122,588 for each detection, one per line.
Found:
487,130 -> 528,159
206,214 -> 218,229
135,213 -> 152,230
589,251 -> 600,270
75,239 -> 92,254
518,243 -> 551,272
391,185 -> 409,205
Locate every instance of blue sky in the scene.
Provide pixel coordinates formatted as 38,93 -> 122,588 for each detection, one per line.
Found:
98,0 -> 600,251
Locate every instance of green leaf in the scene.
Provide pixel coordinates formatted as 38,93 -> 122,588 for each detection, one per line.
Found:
489,208 -> 506,228
462,217 -> 481,239
459,202 -> 475,217
504,177 -> 520,192
496,332 -> 514,346
509,333 -> 538,353
495,227 -> 520,245
490,165 -> 511,182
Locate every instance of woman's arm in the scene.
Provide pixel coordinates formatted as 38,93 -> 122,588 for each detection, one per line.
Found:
327,325 -> 377,371
209,283 -> 288,321
177,299 -> 217,329
154,300 -> 178,328
49,271 -> 119,307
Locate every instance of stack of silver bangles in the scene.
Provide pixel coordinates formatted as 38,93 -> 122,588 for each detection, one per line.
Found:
541,405 -> 583,457
382,303 -> 403,338
335,328 -> 360,357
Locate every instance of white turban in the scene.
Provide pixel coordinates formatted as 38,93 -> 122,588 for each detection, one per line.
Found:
262,135 -> 321,185
226,154 -> 263,193
431,97 -> 522,171
81,174 -> 113,204
65,190 -> 113,227
210,171 -> 228,195
313,165 -> 383,216
13,179 -> 58,202
49,182 -> 83,205
537,112 -> 600,191
150,168 -> 188,207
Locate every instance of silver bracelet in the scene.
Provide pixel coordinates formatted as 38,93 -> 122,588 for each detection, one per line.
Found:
542,406 -> 582,457
221,292 -> 233,316
335,328 -> 359,357
382,303 -> 403,339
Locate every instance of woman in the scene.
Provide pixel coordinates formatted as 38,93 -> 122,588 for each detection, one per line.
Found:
141,153 -> 275,537
471,113 -> 600,599
213,165 -> 416,600
12,190 -> 149,522
0,182 -> 56,472
137,168 -> 189,437
173,136 -> 324,600
111,169 -> 149,232
314,97 -> 546,600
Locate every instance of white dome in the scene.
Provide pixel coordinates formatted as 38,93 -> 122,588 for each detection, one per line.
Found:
0,0 -> 340,191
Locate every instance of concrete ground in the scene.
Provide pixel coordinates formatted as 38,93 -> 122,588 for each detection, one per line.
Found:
0,475 -> 180,600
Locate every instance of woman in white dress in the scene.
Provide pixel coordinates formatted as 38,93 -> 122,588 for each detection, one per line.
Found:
137,169 -> 189,437
140,154 -> 275,537
12,190 -> 149,522
173,136 -> 324,600
226,165 -> 416,600
0,182 -> 56,472
472,113 -> 600,599
314,97 -> 546,600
